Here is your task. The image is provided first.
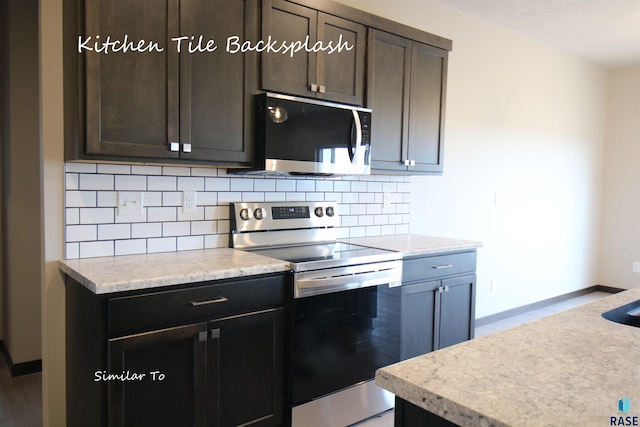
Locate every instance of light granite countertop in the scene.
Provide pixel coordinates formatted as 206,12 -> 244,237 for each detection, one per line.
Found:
59,234 -> 481,295
342,234 -> 482,257
376,287 -> 640,426
59,248 -> 290,294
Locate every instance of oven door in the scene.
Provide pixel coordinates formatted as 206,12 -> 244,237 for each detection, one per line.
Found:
289,282 -> 401,406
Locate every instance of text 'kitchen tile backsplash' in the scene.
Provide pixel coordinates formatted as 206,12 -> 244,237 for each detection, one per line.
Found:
64,163 -> 411,259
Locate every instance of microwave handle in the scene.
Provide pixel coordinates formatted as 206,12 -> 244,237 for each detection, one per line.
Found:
349,110 -> 363,162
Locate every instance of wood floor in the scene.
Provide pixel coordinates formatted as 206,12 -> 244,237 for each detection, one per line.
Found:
0,353 -> 42,426
0,291 -> 613,427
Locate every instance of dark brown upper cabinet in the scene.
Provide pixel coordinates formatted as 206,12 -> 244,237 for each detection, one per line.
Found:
79,0 -> 259,164
367,29 -> 448,174
261,0 -> 366,105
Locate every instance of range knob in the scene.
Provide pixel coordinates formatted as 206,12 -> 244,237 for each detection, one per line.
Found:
314,207 -> 324,217
325,206 -> 335,217
254,208 -> 266,220
239,208 -> 251,221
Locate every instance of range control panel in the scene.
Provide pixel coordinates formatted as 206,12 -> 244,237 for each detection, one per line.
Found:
231,202 -> 339,233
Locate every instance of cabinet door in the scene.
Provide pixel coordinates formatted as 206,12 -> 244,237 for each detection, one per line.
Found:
107,323 -> 208,427
367,29 -> 411,173
84,0 -> 180,159
401,280 -> 439,360
261,0 -> 317,98
209,308 -> 284,427
407,42 -> 447,174
316,13 -> 365,105
179,0 -> 258,163
438,275 -> 476,349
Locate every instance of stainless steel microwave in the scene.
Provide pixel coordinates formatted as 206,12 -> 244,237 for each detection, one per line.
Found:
246,93 -> 372,176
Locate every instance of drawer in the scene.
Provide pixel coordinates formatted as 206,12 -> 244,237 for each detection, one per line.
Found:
108,274 -> 286,337
403,251 -> 476,284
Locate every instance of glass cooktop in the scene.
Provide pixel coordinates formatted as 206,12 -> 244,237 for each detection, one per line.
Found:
248,242 -> 401,271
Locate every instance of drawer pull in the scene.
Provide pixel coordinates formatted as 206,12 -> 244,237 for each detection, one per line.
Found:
190,297 -> 228,307
432,264 -> 454,269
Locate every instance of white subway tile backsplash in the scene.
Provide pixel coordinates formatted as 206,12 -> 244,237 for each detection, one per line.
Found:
66,208 -> 80,225
205,206 -> 229,220
205,177 -> 230,192
66,225 -> 97,242
197,192 -> 217,206
162,192 -> 183,206
131,165 -> 162,176
190,167 -> 218,177
66,173 -> 79,190
148,207 -> 177,222
66,162 -> 96,173
132,222 -> 162,238
218,192 -> 242,204
205,234 -> 227,249
115,239 -> 147,256
97,191 -> 118,207
66,242 -> 80,259
115,175 -> 147,191
98,164 -> 131,175
144,192 -> 163,207
178,177 -> 205,191
147,237 -> 177,253
148,176 -> 177,191
191,220 -> 216,235
254,179 -> 276,192
98,224 -> 131,240
80,240 -> 114,258
230,178 -> 254,192
80,207 -> 115,224
79,174 -> 114,191
296,180 -> 315,192
177,207 -> 205,221
163,166 -> 191,176
163,222 -> 191,237
275,179 -> 296,192
177,236 -> 204,251
66,191 -> 97,208
64,163 -> 411,259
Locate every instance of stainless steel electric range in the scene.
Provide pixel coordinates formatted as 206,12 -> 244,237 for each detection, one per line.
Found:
231,201 -> 403,427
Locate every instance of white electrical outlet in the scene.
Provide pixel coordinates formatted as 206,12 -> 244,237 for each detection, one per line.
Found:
491,278 -> 497,292
118,192 -> 144,216
183,191 -> 197,213
633,262 -> 640,273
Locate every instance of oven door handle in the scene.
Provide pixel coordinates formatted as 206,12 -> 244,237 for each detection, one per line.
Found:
295,267 -> 402,298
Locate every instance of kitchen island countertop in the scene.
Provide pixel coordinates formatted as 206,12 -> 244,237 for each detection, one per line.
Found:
375,287 -> 640,426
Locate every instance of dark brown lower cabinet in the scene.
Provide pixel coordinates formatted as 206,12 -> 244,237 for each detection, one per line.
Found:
400,252 -> 477,360
66,273 -> 286,427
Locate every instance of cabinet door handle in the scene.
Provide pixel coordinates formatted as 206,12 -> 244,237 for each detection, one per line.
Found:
190,297 -> 228,307
432,264 -> 454,269
182,143 -> 192,153
311,83 -> 318,92
319,85 -> 326,93
169,141 -> 180,152
410,159 -> 416,166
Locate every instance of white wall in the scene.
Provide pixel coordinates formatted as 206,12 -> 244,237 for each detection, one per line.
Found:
599,65 -> 640,289
337,0 -> 609,317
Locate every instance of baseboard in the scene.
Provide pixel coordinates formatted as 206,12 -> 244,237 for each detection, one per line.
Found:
475,285 -> 624,327
0,339 -> 42,377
